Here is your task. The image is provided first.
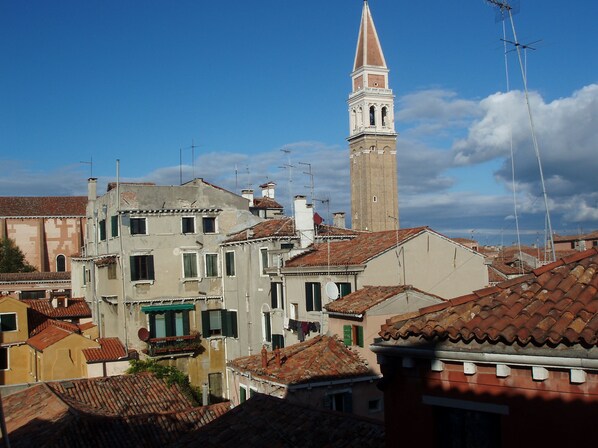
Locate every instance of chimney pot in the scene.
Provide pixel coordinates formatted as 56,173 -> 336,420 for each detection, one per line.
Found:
275,348 -> 281,366
261,346 -> 268,369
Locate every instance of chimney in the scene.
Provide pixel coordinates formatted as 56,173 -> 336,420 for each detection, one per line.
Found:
51,297 -> 58,308
274,348 -> 281,366
88,178 -> 97,201
333,212 -> 346,229
294,196 -> 314,248
261,346 -> 268,369
242,189 -> 254,207
260,182 -> 276,199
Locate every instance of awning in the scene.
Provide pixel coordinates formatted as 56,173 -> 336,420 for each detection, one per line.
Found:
141,303 -> 195,313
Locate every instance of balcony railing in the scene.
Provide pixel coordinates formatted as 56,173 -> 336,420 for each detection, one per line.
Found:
146,333 -> 201,357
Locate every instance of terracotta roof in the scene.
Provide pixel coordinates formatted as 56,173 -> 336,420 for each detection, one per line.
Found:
0,196 -> 86,217
27,324 -> 73,351
554,231 -> 598,242
173,393 -> 385,448
28,315 -> 80,336
96,255 -> 117,266
489,260 -> 532,276
22,297 -> 91,319
228,335 -> 372,385
47,373 -> 196,415
353,0 -> 386,70
82,338 -> 128,362
252,196 -> 283,209
79,321 -> 96,331
325,285 -> 445,315
0,271 -> 70,282
4,376 -> 230,448
225,218 -> 357,243
285,227 -> 427,267
380,248 -> 598,347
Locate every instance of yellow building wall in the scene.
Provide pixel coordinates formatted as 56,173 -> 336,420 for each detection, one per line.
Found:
0,297 -> 29,345
35,334 -> 99,382
1,344 -> 31,385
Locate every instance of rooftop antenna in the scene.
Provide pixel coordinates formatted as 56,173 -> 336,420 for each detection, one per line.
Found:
80,156 -> 93,178
280,148 -> 294,222
235,164 -> 238,192
299,161 -> 315,212
245,165 -> 251,190
487,0 -> 555,262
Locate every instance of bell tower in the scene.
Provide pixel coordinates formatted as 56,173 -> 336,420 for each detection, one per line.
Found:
348,0 -> 398,232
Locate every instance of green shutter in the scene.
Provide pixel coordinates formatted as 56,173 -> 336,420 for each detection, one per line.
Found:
305,283 -> 313,312
343,325 -> 352,346
240,387 -> 246,403
222,310 -> 238,338
130,256 -> 137,281
111,215 -> 118,237
271,283 -> 278,309
201,310 -> 211,336
357,325 -> 364,348
314,284 -> 321,311
147,256 -> 155,280
182,310 -> 190,335
165,311 -> 174,337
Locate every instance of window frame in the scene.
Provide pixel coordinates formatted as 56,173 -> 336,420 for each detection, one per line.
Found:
343,324 -> 364,348
99,219 -> 107,241
147,309 -> 191,339
271,282 -> 284,309
305,282 -> 322,312
0,313 -> 18,332
111,215 -> 119,237
225,251 -> 236,277
259,247 -> 269,276
130,217 -> 147,235
201,309 -> 238,338
262,311 -> 272,343
202,216 -> 217,234
182,216 -> 196,234
336,282 -> 352,298
56,254 -> 66,272
130,255 -> 155,282
182,252 -> 199,279
205,253 -> 219,278
107,263 -> 117,280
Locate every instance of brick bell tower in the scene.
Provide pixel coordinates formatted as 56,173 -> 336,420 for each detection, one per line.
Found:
348,0 -> 399,232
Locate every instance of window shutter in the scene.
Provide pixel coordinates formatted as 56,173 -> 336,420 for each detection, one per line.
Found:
182,310 -> 190,335
164,311 -> 173,337
305,283 -> 313,312
201,310 -> 211,336
147,256 -> 155,280
240,387 -> 247,403
357,325 -> 364,348
148,313 -> 156,338
343,392 -> 353,413
222,310 -> 238,338
343,325 -> 352,346
271,283 -> 278,309
130,256 -> 137,281
314,284 -> 321,311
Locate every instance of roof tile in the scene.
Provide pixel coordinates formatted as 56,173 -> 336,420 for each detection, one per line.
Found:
0,196 -> 87,217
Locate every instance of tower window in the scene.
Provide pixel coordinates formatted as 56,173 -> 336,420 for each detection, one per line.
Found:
373,196 -> 378,203
382,107 -> 388,126
369,106 -> 376,126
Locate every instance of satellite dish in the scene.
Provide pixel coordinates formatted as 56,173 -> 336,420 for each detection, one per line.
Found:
325,282 -> 339,300
138,327 -> 150,342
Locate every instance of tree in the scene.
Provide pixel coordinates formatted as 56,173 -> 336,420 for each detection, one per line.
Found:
0,237 -> 36,273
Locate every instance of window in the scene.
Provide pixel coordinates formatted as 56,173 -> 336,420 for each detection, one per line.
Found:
82,267 -> 87,286
290,303 -> 299,320
182,217 -> 195,234
434,406 -> 501,448
281,242 -> 294,250
272,334 -> 284,350
343,324 -> 364,348
20,290 -> 45,299
130,255 -> 155,281
147,309 -> 190,338
323,391 -> 352,413
0,313 -> 17,332
56,255 -> 66,272
209,372 -> 223,403
263,312 -> 271,343
205,253 -> 219,277
336,282 -> 352,298
111,215 -> 119,237
271,282 -> 284,309
183,252 -> 198,278
225,251 -> 235,276
201,309 -> 238,337
107,263 -> 117,280
130,217 -> 147,235
99,219 -> 106,241
305,282 -> 322,312
239,385 -> 248,403
202,217 -> 216,234
260,248 -> 269,275
382,106 -> 388,126
368,399 -> 383,413
0,348 -> 7,370
369,106 -> 376,126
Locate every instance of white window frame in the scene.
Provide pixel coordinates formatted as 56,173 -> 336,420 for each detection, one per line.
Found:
182,251 -> 200,280
181,216 -> 196,234
259,247 -> 269,277
239,384 -> 249,404
0,312 -> 18,333
130,217 -> 148,235
205,253 -> 219,278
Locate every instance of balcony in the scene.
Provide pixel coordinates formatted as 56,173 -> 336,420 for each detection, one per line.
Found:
146,332 -> 202,357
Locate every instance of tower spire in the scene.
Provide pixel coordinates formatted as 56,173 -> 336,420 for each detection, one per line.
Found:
353,0 -> 387,71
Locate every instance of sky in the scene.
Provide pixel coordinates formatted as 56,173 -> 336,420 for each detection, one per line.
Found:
1,0 -> 597,247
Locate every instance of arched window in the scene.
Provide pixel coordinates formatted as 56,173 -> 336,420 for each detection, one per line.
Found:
352,109 -> 357,130
369,106 -> 376,126
382,107 -> 388,126
56,255 -> 66,272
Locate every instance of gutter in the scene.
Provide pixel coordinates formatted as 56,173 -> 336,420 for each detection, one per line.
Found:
371,344 -> 598,370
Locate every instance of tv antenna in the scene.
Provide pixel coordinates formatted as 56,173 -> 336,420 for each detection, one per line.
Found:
80,156 -> 93,178
299,161 -> 315,211
279,148 -> 294,220
487,0 -> 555,262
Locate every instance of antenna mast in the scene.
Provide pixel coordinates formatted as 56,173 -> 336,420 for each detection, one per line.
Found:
299,161 -> 315,212
280,148 -> 294,221
488,0 -> 556,262
80,156 -> 93,178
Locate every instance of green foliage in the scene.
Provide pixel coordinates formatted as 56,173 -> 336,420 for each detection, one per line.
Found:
0,237 -> 36,273
127,359 -> 202,405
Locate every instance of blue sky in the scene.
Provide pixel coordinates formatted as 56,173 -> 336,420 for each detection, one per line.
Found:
1,0 -> 597,246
